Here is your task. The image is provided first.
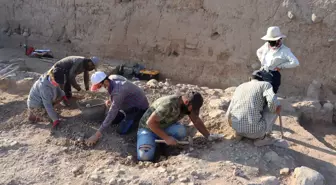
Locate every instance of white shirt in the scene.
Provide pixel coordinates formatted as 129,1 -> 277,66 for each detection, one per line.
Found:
256,42 -> 299,71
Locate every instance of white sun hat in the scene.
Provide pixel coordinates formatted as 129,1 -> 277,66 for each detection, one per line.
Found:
90,71 -> 107,91
261,26 -> 286,41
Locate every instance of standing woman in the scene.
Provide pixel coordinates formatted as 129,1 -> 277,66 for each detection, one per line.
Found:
257,26 -> 300,93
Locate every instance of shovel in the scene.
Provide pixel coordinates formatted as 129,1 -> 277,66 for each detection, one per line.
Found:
278,113 -> 284,138
155,136 -> 193,145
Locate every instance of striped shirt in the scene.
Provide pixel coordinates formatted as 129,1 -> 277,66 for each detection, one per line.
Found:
99,75 -> 149,132
257,43 -> 299,71
226,80 -> 280,135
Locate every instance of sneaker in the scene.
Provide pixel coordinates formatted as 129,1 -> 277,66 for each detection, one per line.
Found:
60,100 -> 70,107
254,135 -> 277,147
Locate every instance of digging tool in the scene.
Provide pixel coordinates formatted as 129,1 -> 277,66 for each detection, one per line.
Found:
155,136 -> 193,145
85,103 -> 106,108
278,113 -> 284,139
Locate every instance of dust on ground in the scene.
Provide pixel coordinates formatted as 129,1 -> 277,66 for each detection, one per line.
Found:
1,48 -> 336,185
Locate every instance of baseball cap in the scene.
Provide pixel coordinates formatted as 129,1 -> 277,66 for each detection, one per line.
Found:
186,91 -> 203,116
252,70 -> 263,80
90,56 -> 99,66
90,71 -> 107,91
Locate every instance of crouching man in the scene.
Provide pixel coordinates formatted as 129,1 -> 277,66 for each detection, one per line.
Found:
48,56 -> 99,100
137,91 -> 221,161
85,71 -> 149,146
27,70 -> 68,128
226,71 -> 281,146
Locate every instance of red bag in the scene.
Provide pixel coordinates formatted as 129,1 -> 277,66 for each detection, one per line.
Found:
26,47 -> 35,56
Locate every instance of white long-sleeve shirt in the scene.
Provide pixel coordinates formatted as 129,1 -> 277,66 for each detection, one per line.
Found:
256,42 -> 299,71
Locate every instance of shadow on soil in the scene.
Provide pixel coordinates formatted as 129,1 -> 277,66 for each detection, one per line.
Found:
298,115 -> 336,151
274,141 -> 336,184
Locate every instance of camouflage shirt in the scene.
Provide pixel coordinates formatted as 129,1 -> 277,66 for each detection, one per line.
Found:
139,95 -> 186,129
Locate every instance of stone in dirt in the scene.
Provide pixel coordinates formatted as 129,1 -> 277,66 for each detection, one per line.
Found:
157,167 -> 166,173
146,79 -> 158,88
89,174 -> 101,182
223,87 -> 236,96
291,166 -> 325,185
208,99 -> 226,110
306,80 -> 322,100
264,151 -> 283,165
259,176 -> 280,185
273,139 -> 290,148
288,11 -> 295,19
209,109 -> 225,118
168,175 -> 176,183
71,165 -> 84,176
292,100 -> 333,125
311,13 -> 322,23
109,178 -> 117,184
241,165 -> 260,177
280,168 -> 290,175
179,177 -> 190,183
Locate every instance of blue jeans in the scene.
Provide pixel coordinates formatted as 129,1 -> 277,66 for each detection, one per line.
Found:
137,123 -> 187,161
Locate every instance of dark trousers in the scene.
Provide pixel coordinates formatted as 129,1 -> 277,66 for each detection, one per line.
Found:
111,107 -> 147,134
64,74 -> 72,98
259,70 -> 281,94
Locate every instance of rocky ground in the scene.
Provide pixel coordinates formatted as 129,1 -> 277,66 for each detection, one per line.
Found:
0,48 -> 336,185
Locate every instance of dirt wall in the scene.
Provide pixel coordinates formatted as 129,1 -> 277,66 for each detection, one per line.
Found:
0,0 -> 335,95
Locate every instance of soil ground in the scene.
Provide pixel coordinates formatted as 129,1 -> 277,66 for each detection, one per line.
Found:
0,47 -> 336,185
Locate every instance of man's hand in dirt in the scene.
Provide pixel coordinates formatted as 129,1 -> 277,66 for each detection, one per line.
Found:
276,105 -> 282,115
164,136 -> 178,146
105,100 -> 111,107
85,132 -> 102,146
52,118 -> 65,128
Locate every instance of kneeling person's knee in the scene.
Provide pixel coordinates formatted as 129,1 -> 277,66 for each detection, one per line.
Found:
175,125 -> 187,140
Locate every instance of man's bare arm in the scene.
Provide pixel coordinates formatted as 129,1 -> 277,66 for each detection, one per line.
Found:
148,113 -> 170,140
189,113 -> 210,138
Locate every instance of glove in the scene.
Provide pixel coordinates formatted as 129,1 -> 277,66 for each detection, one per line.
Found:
207,133 -> 224,141
52,120 -> 60,128
60,96 -> 70,107
62,96 -> 69,102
